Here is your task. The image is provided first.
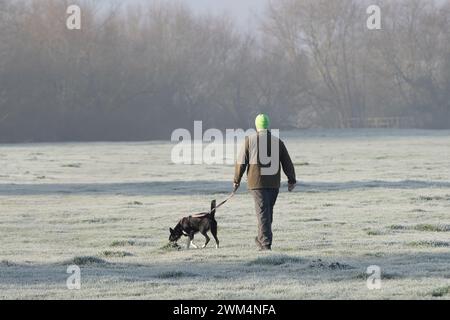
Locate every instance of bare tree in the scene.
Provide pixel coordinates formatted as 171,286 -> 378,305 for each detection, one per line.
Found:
0,0 -> 448,142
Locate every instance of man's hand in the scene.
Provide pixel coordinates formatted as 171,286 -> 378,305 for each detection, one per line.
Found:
288,183 -> 296,192
233,182 -> 240,192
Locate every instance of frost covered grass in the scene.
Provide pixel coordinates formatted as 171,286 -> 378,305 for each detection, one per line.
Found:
0,129 -> 449,299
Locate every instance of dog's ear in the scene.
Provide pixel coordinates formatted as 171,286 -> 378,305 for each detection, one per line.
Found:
169,228 -> 174,234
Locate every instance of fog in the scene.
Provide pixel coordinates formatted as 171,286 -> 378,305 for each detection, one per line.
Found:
0,0 -> 449,142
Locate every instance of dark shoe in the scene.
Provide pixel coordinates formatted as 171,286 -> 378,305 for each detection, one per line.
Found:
259,246 -> 271,251
254,237 -> 263,250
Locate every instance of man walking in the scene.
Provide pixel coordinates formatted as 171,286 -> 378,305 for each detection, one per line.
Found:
233,114 -> 296,250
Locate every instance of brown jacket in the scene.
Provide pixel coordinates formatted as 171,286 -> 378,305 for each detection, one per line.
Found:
234,130 -> 296,189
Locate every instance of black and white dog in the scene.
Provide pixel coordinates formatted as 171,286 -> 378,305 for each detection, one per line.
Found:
169,200 -> 219,249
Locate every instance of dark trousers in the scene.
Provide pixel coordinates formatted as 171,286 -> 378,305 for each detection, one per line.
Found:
250,188 -> 279,248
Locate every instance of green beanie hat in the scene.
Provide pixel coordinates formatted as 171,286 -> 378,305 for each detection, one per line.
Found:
255,113 -> 270,130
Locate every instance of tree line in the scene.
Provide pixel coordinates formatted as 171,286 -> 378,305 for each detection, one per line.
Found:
0,0 -> 449,142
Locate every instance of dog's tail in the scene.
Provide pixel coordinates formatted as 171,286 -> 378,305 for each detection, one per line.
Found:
210,199 -> 216,219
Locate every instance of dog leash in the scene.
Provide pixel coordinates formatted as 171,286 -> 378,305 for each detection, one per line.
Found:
190,190 -> 236,217
211,190 -> 236,212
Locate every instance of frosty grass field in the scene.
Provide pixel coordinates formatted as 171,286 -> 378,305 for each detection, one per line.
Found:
0,129 -> 449,299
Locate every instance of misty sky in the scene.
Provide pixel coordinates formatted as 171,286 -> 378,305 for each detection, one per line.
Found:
130,0 -> 266,28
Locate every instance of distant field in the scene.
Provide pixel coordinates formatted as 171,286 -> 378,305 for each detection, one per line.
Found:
0,129 -> 449,299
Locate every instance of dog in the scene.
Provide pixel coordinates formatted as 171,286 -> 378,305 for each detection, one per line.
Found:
169,200 -> 219,249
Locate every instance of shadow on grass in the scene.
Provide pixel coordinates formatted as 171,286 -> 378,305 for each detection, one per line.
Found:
1,252 -> 448,289
1,179 -> 449,196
